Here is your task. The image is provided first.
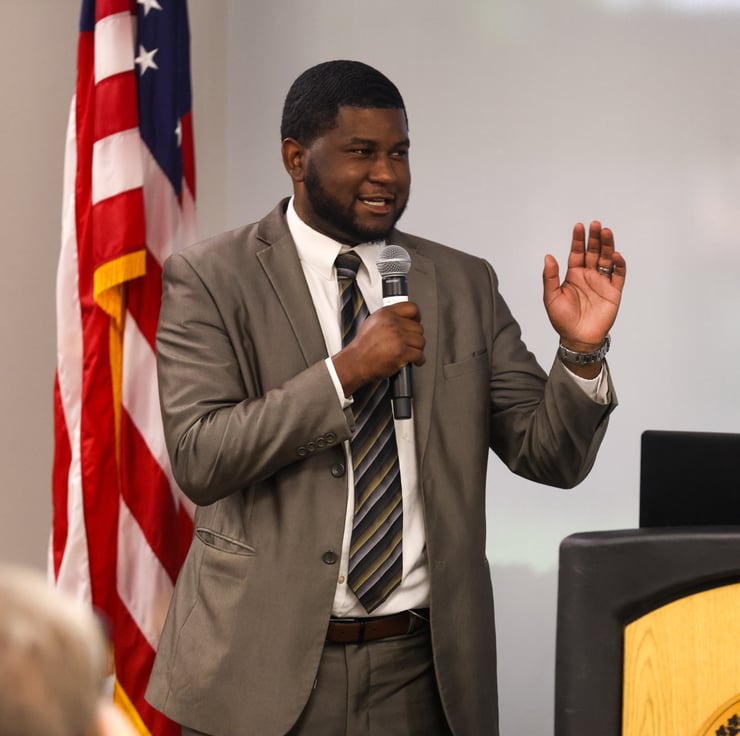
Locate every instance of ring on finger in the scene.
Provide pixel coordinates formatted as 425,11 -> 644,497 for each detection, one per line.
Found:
597,265 -> 613,276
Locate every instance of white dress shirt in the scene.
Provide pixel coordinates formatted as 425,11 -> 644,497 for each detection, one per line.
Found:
285,198 -> 607,618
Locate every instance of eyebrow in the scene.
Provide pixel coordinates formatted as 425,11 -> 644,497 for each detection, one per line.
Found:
345,136 -> 410,147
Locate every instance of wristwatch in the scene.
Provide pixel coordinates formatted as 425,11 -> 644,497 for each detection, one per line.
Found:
558,334 -> 611,366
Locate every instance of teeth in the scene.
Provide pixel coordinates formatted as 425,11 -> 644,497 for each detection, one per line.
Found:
362,199 -> 387,207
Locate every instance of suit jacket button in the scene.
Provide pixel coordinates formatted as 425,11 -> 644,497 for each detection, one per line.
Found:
322,551 -> 338,565
331,463 -> 345,478
297,447 -> 307,457
325,432 -> 337,443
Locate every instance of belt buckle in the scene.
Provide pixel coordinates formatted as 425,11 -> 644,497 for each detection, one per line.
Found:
328,616 -> 367,644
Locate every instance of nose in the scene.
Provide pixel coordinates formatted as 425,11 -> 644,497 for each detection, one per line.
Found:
368,154 -> 396,183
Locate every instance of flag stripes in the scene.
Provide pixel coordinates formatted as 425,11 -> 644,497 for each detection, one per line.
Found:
53,2 -> 196,734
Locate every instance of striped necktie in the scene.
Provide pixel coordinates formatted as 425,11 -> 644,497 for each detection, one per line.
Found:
335,250 -> 403,613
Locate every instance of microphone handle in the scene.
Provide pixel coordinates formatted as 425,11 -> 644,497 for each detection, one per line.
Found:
382,274 -> 412,420
390,368 -> 412,420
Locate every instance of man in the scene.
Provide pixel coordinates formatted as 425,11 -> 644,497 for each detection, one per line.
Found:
146,60 -> 626,736
0,565 -> 137,736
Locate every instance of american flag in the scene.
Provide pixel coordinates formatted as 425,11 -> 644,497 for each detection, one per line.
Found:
52,1 -> 196,733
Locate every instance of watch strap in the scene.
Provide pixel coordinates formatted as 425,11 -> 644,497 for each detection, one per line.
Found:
558,334 -> 611,366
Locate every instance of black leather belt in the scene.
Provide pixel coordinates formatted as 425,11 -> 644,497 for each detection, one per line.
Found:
326,608 -> 430,644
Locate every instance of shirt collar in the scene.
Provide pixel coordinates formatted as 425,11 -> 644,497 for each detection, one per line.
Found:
286,197 -> 384,287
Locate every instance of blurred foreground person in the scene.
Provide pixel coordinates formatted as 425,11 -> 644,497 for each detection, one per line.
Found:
0,565 -> 136,736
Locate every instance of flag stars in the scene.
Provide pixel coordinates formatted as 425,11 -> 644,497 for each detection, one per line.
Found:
175,119 -> 182,147
138,0 -> 163,15
135,45 -> 159,76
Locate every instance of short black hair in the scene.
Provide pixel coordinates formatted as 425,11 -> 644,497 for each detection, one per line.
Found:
280,60 -> 407,145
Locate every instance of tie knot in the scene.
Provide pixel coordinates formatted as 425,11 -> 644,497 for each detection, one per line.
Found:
335,251 -> 362,282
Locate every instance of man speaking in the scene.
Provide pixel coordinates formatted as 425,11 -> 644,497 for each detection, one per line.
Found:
146,60 -> 626,736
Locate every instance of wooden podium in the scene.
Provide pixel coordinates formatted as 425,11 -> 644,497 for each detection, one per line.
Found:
554,528 -> 740,735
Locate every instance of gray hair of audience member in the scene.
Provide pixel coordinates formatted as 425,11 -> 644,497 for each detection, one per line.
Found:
0,565 -> 108,736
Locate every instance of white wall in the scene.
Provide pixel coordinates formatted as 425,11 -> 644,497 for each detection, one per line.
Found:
218,2 -> 740,729
1,1 -> 77,568
3,1 -> 740,733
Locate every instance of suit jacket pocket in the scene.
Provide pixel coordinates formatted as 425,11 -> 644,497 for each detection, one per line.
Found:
443,349 -> 488,380
195,527 -> 256,556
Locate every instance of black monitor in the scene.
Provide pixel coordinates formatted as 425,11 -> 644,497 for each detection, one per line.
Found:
639,430 -> 740,527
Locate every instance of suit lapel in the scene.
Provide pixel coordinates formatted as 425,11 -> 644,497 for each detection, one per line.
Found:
257,226 -> 329,369
255,208 -> 440,461
404,244 -> 438,465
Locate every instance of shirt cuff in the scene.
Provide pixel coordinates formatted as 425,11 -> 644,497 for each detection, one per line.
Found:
325,357 -> 353,409
563,364 -> 610,405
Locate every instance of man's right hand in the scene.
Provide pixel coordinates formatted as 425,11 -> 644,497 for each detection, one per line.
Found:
332,302 -> 426,398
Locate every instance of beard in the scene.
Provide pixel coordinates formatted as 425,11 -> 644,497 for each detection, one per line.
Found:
303,162 -> 407,245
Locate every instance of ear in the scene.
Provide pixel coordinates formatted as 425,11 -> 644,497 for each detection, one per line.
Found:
281,138 -> 307,183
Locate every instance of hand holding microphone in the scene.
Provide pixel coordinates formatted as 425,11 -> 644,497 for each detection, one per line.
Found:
332,245 -> 424,415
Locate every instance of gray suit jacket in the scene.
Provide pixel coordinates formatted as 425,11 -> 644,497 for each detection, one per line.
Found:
146,199 -> 615,736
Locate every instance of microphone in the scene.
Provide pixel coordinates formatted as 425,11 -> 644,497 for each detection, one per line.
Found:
376,245 -> 413,420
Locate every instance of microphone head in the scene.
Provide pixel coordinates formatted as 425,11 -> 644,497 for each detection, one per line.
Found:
377,244 -> 411,277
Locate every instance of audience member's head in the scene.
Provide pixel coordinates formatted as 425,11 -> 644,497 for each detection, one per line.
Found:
0,565 -> 133,736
